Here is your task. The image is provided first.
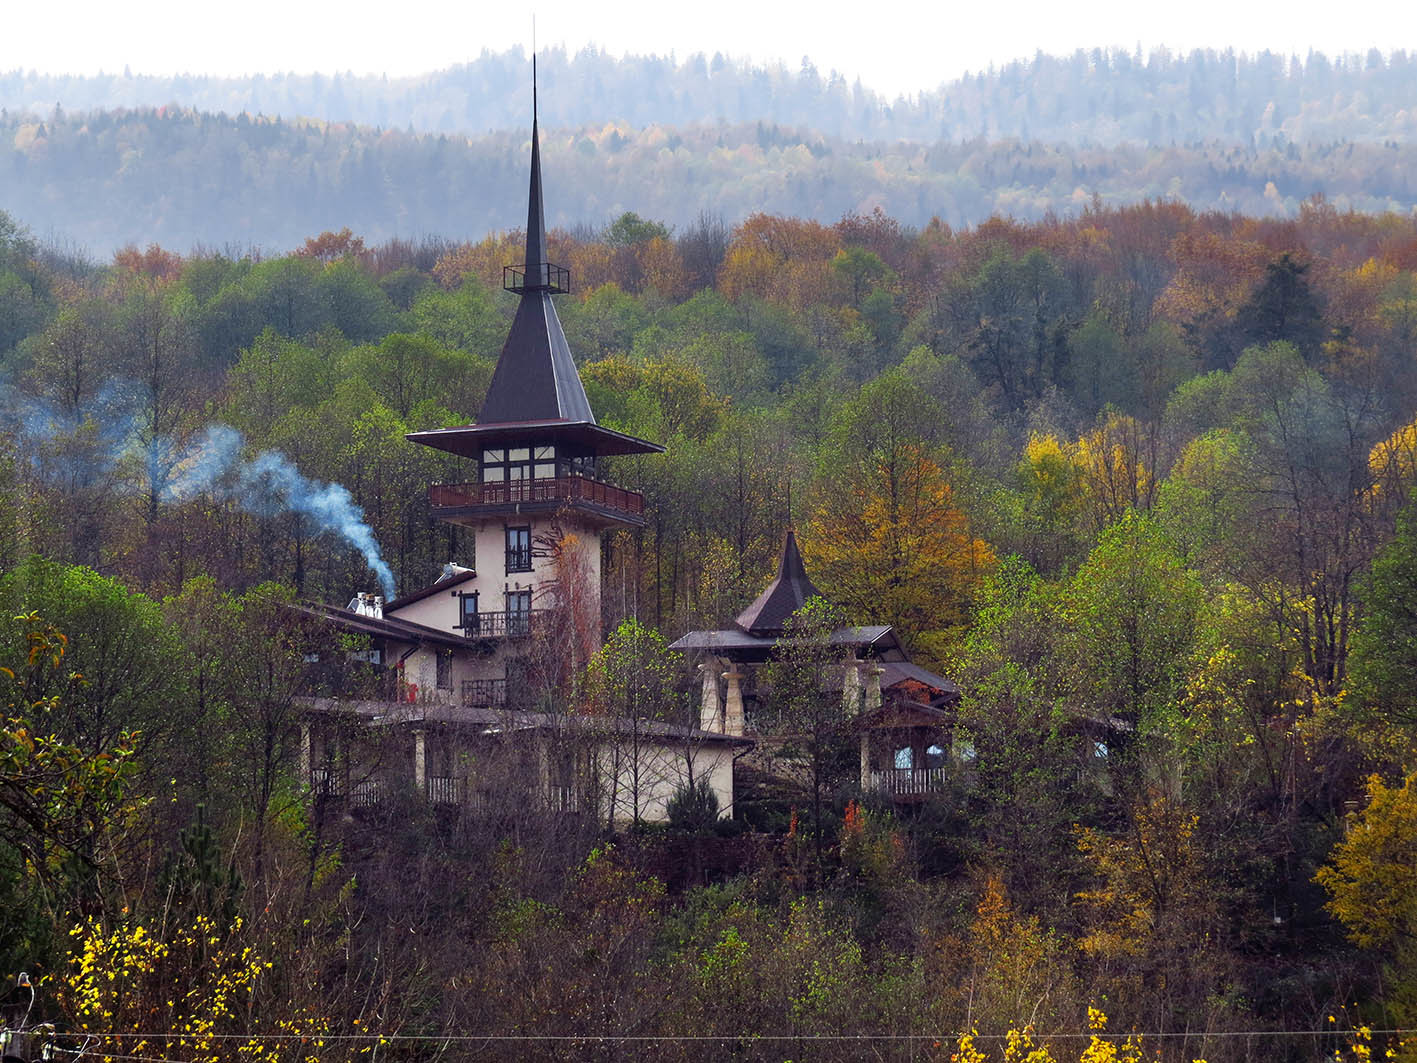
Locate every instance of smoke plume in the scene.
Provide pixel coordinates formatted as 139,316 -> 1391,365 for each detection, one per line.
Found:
6,385 -> 397,597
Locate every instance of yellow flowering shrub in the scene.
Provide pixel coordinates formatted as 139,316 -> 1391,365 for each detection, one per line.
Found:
60,915 -> 347,1063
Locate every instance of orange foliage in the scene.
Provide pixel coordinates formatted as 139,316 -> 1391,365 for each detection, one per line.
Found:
432,232 -> 522,289
1154,229 -> 1270,326
295,227 -> 368,263
112,243 -> 184,284
803,443 -> 995,646
718,213 -> 841,309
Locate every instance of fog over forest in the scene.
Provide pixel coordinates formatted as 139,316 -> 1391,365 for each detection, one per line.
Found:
2,46 -> 1417,255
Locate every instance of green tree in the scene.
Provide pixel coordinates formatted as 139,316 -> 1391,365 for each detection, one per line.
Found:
1347,490 -> 1417,755
605,211 -> 672,248
760,597 -> 850,884
583,618 -> 687,827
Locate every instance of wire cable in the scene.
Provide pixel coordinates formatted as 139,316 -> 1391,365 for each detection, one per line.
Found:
56,1027 -> 1417,1042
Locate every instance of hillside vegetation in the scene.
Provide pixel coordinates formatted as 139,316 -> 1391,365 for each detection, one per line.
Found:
2,199 -> 1417,1058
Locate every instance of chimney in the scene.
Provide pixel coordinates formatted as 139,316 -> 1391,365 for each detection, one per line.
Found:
347,593 -> 384,620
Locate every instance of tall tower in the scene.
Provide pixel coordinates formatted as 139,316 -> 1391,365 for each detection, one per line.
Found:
406,63 -> 661,656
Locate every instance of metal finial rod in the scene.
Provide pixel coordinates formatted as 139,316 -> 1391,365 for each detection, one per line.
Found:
532,17 -> 538,123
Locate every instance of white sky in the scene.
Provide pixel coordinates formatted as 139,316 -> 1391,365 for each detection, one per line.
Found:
2,0 -> 1413,98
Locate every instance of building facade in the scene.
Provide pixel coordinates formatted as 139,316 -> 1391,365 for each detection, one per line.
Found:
298,80 -> 747,825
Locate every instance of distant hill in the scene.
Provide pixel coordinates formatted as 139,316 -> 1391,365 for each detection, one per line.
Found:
3,46 -> 1417,146
3,106 -> 1417,256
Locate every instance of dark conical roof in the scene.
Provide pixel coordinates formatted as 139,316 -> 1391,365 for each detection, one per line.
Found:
477,291 -> 594,424
734,530 -> 823,636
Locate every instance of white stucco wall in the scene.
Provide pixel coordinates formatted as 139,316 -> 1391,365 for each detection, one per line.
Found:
594,737 -> 738,825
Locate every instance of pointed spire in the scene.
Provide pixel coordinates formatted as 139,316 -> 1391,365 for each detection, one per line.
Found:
733,529 -> 823,635
524,53 -> 547,273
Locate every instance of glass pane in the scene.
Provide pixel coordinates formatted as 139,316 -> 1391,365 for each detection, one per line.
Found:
893,747 -> 913,770
534,446 -> 554,460
508,447 -> 530,461
481,449 -> 503,463
533,463 -> 556,479
508,465 -> 529,480
482,467 -> 505,483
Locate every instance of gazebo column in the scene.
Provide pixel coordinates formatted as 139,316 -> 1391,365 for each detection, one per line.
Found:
864,665 -> 884,713
413,728 -> 426,792
299,722 -> 312,785
860,731 -> 871,792
842,658 -> 862,713
699,659 -> 723,732
722,666 -> 746,737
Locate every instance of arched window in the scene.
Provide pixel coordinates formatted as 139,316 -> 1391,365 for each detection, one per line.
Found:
893,746 -> 913,770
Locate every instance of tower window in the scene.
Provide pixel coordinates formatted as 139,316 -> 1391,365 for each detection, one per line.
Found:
506,526 -> 532,573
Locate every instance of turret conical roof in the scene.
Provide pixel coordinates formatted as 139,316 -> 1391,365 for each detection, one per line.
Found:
734,530 -> 823,636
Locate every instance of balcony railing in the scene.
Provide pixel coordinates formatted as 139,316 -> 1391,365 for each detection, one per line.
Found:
504,261 -> 570,294
426,775 -> 463,805
870,767 -> 948,797
461,610 -> 544,639
462,678 -> 507,707
430,476 -> 644,519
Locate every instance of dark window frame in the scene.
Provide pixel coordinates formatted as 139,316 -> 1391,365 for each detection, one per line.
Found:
459,592 -> 480,633
505,525 -> 532,573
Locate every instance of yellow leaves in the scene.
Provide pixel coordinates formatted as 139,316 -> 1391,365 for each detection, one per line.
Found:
1073,413 -> 1155,532
1368,417 -> 1417,505
1316,771 -> 1417,951
1075,794 -> 1209,960
803,442 -> 995,647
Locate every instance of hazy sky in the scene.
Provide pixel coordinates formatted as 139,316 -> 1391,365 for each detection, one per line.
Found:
3,0 -> 1412,98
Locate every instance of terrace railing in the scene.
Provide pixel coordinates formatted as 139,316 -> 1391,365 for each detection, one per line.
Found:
430,476 -> 644,519
869,767 -> 948,797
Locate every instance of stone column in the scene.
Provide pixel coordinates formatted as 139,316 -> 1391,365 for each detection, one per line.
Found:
413,729 -> 426,792
722,667 -> 746,737
842,658 -> 862,714
864,665 -> 884,714
860,730 -> 871,792
538,740 -> 552,808
698,660 -> 722,732
299,722 -> 312,785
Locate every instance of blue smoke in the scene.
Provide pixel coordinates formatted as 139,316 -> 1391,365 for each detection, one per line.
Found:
6,386 -> 397,597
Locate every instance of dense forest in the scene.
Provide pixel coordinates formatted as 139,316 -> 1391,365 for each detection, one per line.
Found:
4,108 -> 1417,255
6,47 -> 1417,252
6,46 -> 1417,144
3,196 -> 1417,1060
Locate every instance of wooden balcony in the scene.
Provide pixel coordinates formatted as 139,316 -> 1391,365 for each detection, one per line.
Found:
429,476 -> 645,525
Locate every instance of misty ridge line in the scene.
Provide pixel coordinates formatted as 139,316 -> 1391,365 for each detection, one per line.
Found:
4,44 -> 1415,144
5,381 -> 395,597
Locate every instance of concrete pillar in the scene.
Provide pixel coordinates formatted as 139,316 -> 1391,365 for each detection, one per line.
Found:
864,665 -> 884,714
860,730 -> 871,792
698,660 -> 722,732
842,658 -> 862,714
413,729 -> 426,791
723,667 -> 746,737
538,740 -> 552,808
299,722 -> 312,785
